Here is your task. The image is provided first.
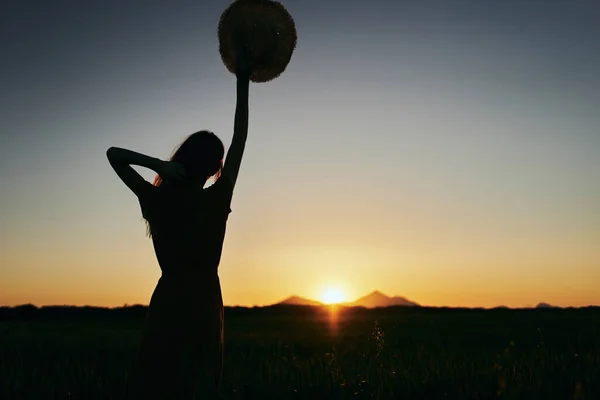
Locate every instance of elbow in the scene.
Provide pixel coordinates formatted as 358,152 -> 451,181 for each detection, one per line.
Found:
106,146 -> 119,163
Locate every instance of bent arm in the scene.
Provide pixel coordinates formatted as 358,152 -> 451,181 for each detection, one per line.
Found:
222,74 -> 250,189
106,147 -> 163,196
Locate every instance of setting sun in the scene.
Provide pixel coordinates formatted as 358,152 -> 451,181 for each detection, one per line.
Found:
321,287 -> 346,305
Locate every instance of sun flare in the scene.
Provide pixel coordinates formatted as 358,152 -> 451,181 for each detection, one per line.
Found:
321,287 -> 346,305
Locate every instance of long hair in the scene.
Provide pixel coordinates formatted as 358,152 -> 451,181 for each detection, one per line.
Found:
145,130 -> 225,237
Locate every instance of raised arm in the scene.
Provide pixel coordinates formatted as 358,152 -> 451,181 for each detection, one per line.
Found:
221,60 -> 251,190
106,147 -> 178,196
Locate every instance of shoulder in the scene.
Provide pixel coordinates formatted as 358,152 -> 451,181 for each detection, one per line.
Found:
137,181 -> 161,216
206,176 -> 233,196
205,176 -> 233,211
137,181 -> 159,201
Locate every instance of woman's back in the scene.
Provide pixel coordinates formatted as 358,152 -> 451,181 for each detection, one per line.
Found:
138,178 -> 233,278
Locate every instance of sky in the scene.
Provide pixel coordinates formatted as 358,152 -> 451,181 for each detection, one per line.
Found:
1,0 -> 599,308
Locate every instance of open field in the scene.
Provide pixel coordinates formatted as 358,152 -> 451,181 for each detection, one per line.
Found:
1,306 -> 599,399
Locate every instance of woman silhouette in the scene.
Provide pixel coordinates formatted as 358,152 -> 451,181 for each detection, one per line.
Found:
107,54 -> 251,399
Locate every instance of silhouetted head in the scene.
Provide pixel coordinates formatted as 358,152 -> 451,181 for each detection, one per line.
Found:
145,131 -> 225,238
153,130 -> 225,187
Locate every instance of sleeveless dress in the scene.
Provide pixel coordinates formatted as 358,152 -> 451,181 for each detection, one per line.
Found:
128,177 -> 233,400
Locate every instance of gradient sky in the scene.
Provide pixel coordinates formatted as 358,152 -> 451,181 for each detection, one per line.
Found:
1,0 -> 599,308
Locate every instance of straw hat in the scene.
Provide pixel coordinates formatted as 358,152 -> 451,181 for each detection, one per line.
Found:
218,0 -> 297,83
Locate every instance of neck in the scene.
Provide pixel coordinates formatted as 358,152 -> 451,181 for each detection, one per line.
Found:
162,178 -> 207,189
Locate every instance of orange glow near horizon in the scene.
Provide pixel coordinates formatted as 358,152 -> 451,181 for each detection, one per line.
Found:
1,238 -> 599,309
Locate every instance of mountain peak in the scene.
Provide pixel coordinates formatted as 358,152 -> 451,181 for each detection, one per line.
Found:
277,296 -> 323,307
366,290 -> 389,298
352,291 -> 418,308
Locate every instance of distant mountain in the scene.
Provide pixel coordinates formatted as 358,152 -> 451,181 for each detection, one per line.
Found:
536,302 -> 557,309
349,291 -> 419,308
276,296 -> 323,306
275,291 -> 419,308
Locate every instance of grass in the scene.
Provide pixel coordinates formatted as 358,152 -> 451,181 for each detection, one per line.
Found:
0,306 -> 599,399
